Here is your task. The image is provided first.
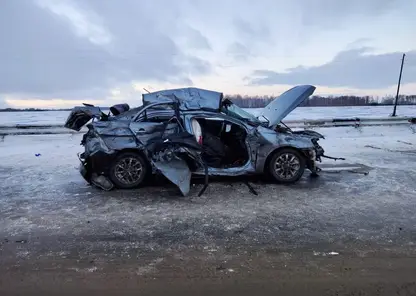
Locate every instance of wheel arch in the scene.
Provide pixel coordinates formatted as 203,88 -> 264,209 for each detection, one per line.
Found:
108,148 -> 152,189
115,147 -> 151,163
263,145 -> 308,174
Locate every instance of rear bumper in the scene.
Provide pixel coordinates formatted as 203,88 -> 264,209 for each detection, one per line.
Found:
79,161 -> 89,181
78,152 -> 115,190
80,151 -> 114,173
78,151 -> 115,178
78,153 -> 91,183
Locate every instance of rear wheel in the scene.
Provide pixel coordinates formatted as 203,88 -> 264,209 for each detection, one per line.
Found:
109,152 -> 148,189
268,148 -> 305,183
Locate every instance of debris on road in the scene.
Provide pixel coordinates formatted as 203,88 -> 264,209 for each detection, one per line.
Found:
313,251 -> 339,256
15,239 -> 27,244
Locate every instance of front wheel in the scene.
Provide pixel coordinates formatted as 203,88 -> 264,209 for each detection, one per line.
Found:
268,148 -> 305,184
109,152 -> 148,189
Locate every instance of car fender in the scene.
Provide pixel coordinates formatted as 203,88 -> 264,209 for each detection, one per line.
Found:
254,126 -> 315,173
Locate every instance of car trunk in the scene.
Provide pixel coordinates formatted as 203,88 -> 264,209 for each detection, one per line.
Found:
64,105 -> 105,131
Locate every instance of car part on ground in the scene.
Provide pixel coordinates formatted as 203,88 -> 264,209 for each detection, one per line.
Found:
65,85 -> 345,196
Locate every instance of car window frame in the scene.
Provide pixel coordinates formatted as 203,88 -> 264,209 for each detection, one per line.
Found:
131,102 -> 176,122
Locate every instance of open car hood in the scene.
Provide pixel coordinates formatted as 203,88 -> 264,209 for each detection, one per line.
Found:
142,87 -> 223,112
260,85 -> 316,127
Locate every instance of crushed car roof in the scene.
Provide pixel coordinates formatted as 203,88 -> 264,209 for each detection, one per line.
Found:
142,87 -> 223,112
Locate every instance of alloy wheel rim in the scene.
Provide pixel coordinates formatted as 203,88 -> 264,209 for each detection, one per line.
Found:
274,153 -> 301,180
115,157 -> 143,185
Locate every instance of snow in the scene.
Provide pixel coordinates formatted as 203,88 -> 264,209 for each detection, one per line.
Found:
0,105 -> 415,126
0,110 -> 415,255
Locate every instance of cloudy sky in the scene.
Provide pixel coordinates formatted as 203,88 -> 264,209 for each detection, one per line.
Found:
1,0 -> 415,108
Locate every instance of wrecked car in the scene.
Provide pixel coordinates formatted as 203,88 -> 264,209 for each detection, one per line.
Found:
65,85 -> 334,196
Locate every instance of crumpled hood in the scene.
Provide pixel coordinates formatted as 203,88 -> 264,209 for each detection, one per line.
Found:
260,85 -> 316,127
142,87 -> 223,112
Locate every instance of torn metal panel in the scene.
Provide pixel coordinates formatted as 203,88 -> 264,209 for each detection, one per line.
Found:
88,122 -> 139,151
149,132 -> 204,196
129,122 -> 180,146
152,157 -> 192,196
84,131 -> 114,156
256,126 -> 316,149
192,160 -> 256,177
93,121 -> 134,136
91,173 -> 114,191
254,126 -> 317,172
291,130 -> 325,139
64,105 -> 105,131
101,136 -> 138,151
143,87 -> 223,112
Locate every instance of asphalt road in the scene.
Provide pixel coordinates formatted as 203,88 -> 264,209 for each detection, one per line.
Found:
1,127 -> 416,295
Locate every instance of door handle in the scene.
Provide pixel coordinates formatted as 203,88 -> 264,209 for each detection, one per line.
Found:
137,128 -> 146,134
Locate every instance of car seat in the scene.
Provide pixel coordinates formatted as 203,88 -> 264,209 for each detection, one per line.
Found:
191,118 -> 226,168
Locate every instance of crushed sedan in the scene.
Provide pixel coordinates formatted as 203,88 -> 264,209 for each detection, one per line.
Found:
64,85 -> 340,196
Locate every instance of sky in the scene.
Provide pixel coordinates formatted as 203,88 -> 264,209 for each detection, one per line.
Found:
0,0 -> 415,109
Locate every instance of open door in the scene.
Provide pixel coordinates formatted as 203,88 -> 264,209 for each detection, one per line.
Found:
146,128 -> 203,196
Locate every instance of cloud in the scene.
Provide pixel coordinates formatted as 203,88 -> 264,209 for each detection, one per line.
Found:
346,38 -> 373,50
0,0 -> 210,99
226,42 -> 253,62
180,25 -> 212,51
250,48 -> 416,89
0,0 -> 415,108
233,17 -> 271,43
298,0 -> 405,28
36,0 -> 112,46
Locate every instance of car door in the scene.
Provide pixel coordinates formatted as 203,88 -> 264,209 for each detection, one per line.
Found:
183,114 -> 257,176
129,103 -> 203,196
129,103 -> 178,146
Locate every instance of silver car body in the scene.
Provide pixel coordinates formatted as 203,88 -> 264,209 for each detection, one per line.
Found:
64,85 -> 326,196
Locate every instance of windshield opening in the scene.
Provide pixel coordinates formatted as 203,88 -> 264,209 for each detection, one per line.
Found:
221,99 -> 262,125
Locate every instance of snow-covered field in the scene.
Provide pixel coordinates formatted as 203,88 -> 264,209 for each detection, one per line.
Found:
1,105 -> 415,126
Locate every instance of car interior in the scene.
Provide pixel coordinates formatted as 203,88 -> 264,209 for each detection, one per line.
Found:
191,117 -> 249,168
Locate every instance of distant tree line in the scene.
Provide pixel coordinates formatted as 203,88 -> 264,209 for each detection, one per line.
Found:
0,107 -> 72,112
227,94 -> 416,108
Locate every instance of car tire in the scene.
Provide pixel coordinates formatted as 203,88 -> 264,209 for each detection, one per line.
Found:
268,148 -> 305,184
109,151 -> 148,189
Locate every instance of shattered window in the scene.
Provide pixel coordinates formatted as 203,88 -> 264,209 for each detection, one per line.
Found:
135,104 -> 175,122
222,100 -> 261,125
112,106 -> 145,121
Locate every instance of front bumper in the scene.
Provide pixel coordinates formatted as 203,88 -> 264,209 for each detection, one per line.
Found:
303,141 -> 325,174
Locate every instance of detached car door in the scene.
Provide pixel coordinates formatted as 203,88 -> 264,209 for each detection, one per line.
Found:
130,103 -> 203,196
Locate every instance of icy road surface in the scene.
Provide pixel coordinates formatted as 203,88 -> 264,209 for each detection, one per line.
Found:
1,125 -> 416,295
